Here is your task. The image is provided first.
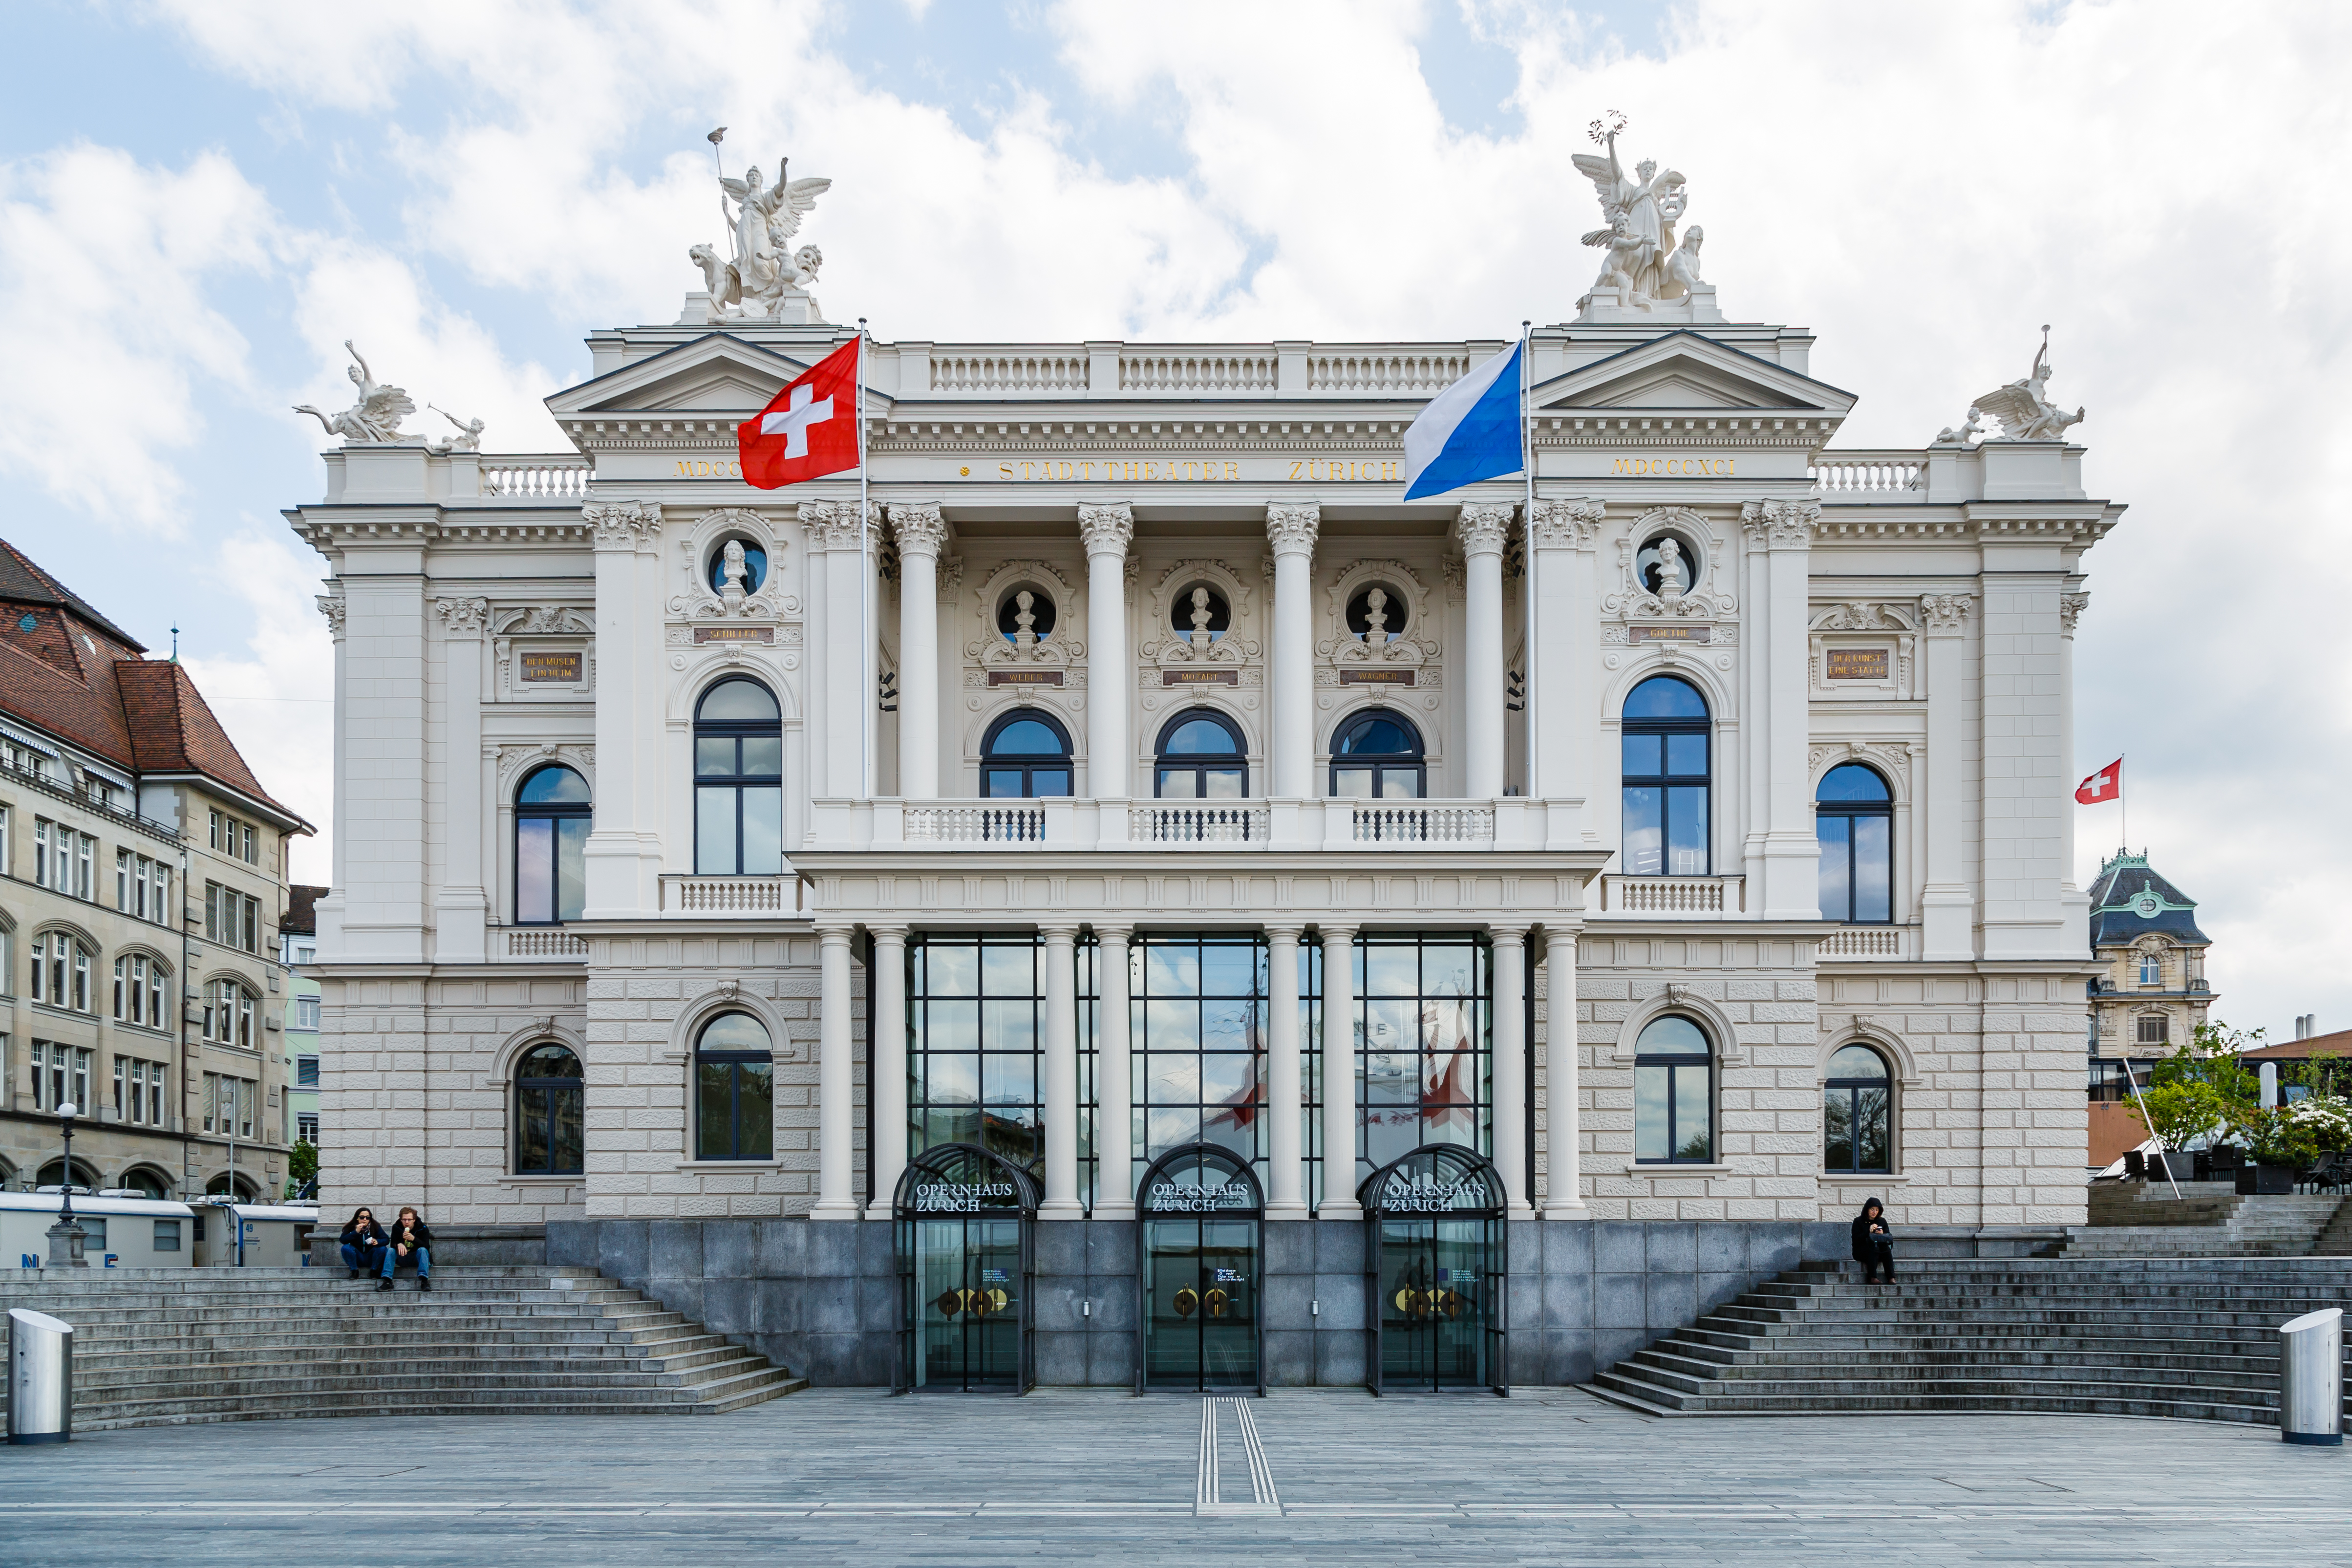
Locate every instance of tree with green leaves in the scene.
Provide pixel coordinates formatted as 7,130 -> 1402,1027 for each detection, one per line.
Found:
286,1139 -> 318,1199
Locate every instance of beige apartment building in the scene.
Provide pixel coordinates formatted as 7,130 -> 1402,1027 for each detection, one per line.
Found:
0,539 -> 310,1205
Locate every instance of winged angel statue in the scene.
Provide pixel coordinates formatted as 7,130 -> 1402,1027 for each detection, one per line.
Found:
1571,115 -> 1705,312
691,154 -> 832,322
1967,326 -> 2086,441
294,342 -> 414,443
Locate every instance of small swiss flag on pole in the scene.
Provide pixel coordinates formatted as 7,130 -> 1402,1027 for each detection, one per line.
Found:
2074,758 -> 2122,804
737,337 -> 861,489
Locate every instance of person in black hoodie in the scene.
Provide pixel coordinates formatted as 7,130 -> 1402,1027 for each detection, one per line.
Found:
379,1206 -> 434,1292
338,1207 -> 386,1279
1852,1198 -> 1894,1283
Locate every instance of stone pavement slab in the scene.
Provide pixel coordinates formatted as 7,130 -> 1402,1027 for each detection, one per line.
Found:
2,1387 -> 2345,1565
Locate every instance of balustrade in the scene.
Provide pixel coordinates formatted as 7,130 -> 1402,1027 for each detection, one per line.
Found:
1129,803 -> 1267,844
660,875 -> 800,915
480,460 -> 589,498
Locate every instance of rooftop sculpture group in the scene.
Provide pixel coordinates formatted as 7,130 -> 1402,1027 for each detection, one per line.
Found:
690,129 -> 831,323
1573,113 -> 1707,314
1939,326 -> 2088,445
294,341 -> 485,451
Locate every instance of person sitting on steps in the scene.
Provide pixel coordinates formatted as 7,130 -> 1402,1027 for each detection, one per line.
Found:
1852,1198 -> 1895,1284
338,1206 -> 386,1280
379,1206 -> 434,1292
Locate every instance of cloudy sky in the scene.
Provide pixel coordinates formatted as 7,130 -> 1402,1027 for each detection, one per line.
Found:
0,0 -> 2341,1040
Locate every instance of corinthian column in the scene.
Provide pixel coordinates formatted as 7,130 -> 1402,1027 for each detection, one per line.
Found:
1457,504 -> 1513,800
1079,503 -> 1134,801
890,505 -> 948,800
1266,504 -> 1319,798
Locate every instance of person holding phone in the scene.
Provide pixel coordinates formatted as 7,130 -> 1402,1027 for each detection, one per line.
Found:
379,1206 -> 434,1293
338,1207 -> 386,1280
1851,1198 -> 1895,1284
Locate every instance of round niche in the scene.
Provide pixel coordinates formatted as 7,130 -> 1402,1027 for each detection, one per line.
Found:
1345,584 -> 1410,644
995,586 -> 1057,642
707,537 -> 769,595
1636,532 -> 1702,598
1170,584 -> 1231,645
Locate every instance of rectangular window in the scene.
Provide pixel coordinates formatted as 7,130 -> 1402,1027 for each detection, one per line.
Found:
0,804 -> 10,875
202,1071 -> 219,1133
149,1063 -> 165,1126
154,1219 -> 181,1251
113,1056 -> 126,1117
209,810 -> 223,851
297,1112 -> 318,1143
79,1217 -> 104,1250
295,997 -> 320,1031
117,849 -> 130,911
243,823 -> 257,864
33,818 -> 50,888
242,894 -> 258,953
297,1054 -> 319,1087
70,1046 -> 88,1112
2137,1015 -> 2170,1046
75,834 -> 93,900
71,945 -> 88,1012
238,1076 -> 254,1138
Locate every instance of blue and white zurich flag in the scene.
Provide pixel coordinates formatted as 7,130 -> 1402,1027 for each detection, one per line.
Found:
1401,342 -> 1524,500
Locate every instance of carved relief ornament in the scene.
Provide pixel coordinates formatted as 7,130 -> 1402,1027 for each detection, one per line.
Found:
1316,558 -> 1438,667
670,508 -> 787,621
316,595 -> 347,640
800,499 -> 879,553
1738,497 -> 1817,547
964,559 -> 1084,666
2060,592 -> 2090,636
1918,592 -> 1974,631
1265,503 -> 1320,558
433,596 -> 491,636
1077,502 -> 1134,557
1138,559 -> 1259,666
1528,498 -> 1604,549
1454,503 -> 1514,557
1606,507 -> 1735,623
890,503 -> 949,560
583,498 -> 662,550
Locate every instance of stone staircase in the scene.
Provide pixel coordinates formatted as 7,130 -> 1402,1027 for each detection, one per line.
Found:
2056,1183 -> 2350,1258
2316,1201 -> 2352,1259
1591,1256 -> 2352,1423
0,1265 -> 807,1431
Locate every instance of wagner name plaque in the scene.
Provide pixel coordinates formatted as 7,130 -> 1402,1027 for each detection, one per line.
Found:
1339,668 -> 1415,685
518,652 -> 583,682
1162,669 -> 1239,686
692,627 -> 774,645
988,670 -> 1065,687
1825,648 -> 1890,682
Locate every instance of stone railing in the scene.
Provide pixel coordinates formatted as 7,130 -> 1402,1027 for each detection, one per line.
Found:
1598,874 -> 1745,917
904,804 -> 1048,843
1810,451 -> 1925,499
1348,802 -> 1494,844
1307,350 -> 1473,393
930,353 -> 1088,394
660,875 -> 801,916
1120,352 -> 1277,393
503,928 -> 586,960
1129,803 -> 1268,845
481,458 -> 591,498
1816,924 -> 1919,960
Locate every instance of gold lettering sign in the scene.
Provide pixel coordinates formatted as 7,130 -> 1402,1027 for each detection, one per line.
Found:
674,459 -> 744,479
693,627 -> 773,644
1609,456 -> 1736,477
966,457 -> 1403,484
1825,648 -> 1890,681
1628,625 -> 1711,644
1339,669 -> 1416,685
1162,669 -> 1239,686
988,670 -> 1064,686
518,652 -> 582,682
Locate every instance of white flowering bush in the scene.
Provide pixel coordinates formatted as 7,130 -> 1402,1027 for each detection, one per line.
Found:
2283,1095 -> 2352,1152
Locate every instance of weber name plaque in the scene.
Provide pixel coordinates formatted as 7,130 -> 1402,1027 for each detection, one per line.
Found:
988,670 -> 1064,687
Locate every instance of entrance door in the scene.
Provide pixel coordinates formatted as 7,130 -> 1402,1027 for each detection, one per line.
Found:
1136,1143 -> 1264,1394
1360,1145 -> 1507,1396
894,1144 -> 1039,1393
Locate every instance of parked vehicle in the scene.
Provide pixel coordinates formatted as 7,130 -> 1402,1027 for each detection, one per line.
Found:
0,1192 -> 199,1268
193,1200 -> 320,1267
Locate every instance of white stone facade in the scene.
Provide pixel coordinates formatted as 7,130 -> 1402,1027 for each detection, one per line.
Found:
295,295 -> 2115,1236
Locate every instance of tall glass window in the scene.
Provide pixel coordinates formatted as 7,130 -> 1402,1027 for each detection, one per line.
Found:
1133,936 -> 1268,1182
514,1042 -> 585,1175
693,1011 -> 774,1160
515,764 -> 591,923
1329,710 -> 1426,799
1823,1043 -> 1891,1174
1634,1014 -> 1713,1163
1621,676 -> 1710,875
694,679 -> 783,876
1155,710 -> 1248,799
906,935 -> 1045,1173
979,711 -> 1072,798
1816,763 -> 1892,923
1354,934 -> 1491,1192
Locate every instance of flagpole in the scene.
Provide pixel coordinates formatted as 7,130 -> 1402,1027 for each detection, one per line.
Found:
856,317 -> 872,801
2120,750 -> 2127,853
1519,320 -> 1534,797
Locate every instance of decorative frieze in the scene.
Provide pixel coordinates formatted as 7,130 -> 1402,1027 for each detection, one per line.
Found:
584,498 -> 662,549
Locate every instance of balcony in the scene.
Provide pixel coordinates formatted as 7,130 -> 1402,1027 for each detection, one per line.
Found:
1596,875 -> 1745,918
1815,924 -> 1922,961
659,874 -> 803,917
501,928 -> 586,960
811,797 -> 1568,854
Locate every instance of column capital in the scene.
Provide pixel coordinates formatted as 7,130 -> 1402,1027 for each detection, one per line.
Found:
1090,921 -> 1134,943
1262,921 -> 1306,940
584,498 -> 662,551
315,594 -> 346,641
865,921 -> 910,941
813,919 -> 856,943
889,503 -> 948,560
1036,920 -> 1082,943
1266,502 -> 1320,558
801,499 -> 879,553
1077,502 -> 1134,557
2059,591 -> 2090,638
1454,502 -> 1515,557
1738,497 -> 1818,549
1527,498 -> 1604,550
1487,922 -> 1531,943
1919,592 -> 1975,633
432,596 -> 490,638
1315,923 -> 1359,943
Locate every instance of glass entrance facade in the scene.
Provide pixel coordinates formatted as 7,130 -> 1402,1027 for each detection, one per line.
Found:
1360,1146 -> 1507,1395
1137,1143 -> 1263,1393
893,1144 -> 1039,1393
906,934 -> 1046,1173
1352,933 -> 1493,1194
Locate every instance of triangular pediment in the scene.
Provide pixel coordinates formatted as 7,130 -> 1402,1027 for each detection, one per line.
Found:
544,333 -> 849,421
1534,330 -> 1857,420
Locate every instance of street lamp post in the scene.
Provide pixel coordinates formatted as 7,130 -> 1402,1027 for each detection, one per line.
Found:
45,1103 -> 87,1268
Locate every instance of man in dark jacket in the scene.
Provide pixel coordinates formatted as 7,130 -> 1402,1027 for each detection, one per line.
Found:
1852,1198 -> 1894,1284
338,1208 -> 386,1279
379,1206 -> 434,1292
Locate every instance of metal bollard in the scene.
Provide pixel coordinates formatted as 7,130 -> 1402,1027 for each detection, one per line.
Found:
7,1308 -> 74,1445
2278,1307 -> 2343,1446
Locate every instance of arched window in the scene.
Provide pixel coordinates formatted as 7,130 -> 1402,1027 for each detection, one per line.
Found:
515,765 -> 590,924
980,710 -> 1073,799
1816,763 -> 1892,923
694,679 -> 783,875
39,1158 -> 101,1192
1329,710 -> 1426,799
204,1170 -> 261,1201
514,1042 -> 584,1176
1823,1044 -> 1892,1174
31,931 -> 92,1013
1621,677 -> 1709,876
112,953 -> 168,1028
1634,1015 -> 1712,1163
118,1165 -> 171,1200
694,1011 -> 774,1161
2138,951 -> 2163,987
1155,710 -> 1247,799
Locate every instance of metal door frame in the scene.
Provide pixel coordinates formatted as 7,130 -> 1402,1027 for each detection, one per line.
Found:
1133,1141 -> 1265,1396
892,1142 -> 1041,1394
1359,1145 -> 1508,1396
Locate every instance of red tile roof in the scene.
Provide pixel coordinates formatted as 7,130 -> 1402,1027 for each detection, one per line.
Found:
284,884 -> 327,936
2242,1030 -> 2352,1060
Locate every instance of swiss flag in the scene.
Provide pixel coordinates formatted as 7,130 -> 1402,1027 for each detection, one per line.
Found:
737,337 -> 861,489
2074,758 -> 2122,804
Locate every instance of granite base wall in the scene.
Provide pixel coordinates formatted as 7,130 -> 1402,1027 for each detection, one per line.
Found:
519,1216 -> 2067,1388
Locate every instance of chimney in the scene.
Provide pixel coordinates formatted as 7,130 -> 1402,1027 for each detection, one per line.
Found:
2295,1014 -> 2316,1041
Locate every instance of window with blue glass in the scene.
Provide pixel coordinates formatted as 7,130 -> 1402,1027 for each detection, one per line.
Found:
1634,1014 -> 1713,1163
694,1011 -> 773,1161
694,679 -> 783,875
1330,710 -> 1426,799
1155,709 -> 1248,799
514,764 -> 590,923
1620,677 -> 1710,875
1815,763 -> 1892,923
980,710 -> 1073,799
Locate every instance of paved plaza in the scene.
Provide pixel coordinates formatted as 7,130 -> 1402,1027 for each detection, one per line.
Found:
4,1390 -> 2346,1565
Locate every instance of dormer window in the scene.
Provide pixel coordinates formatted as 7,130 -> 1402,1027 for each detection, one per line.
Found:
2138,952 -> 2162,987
